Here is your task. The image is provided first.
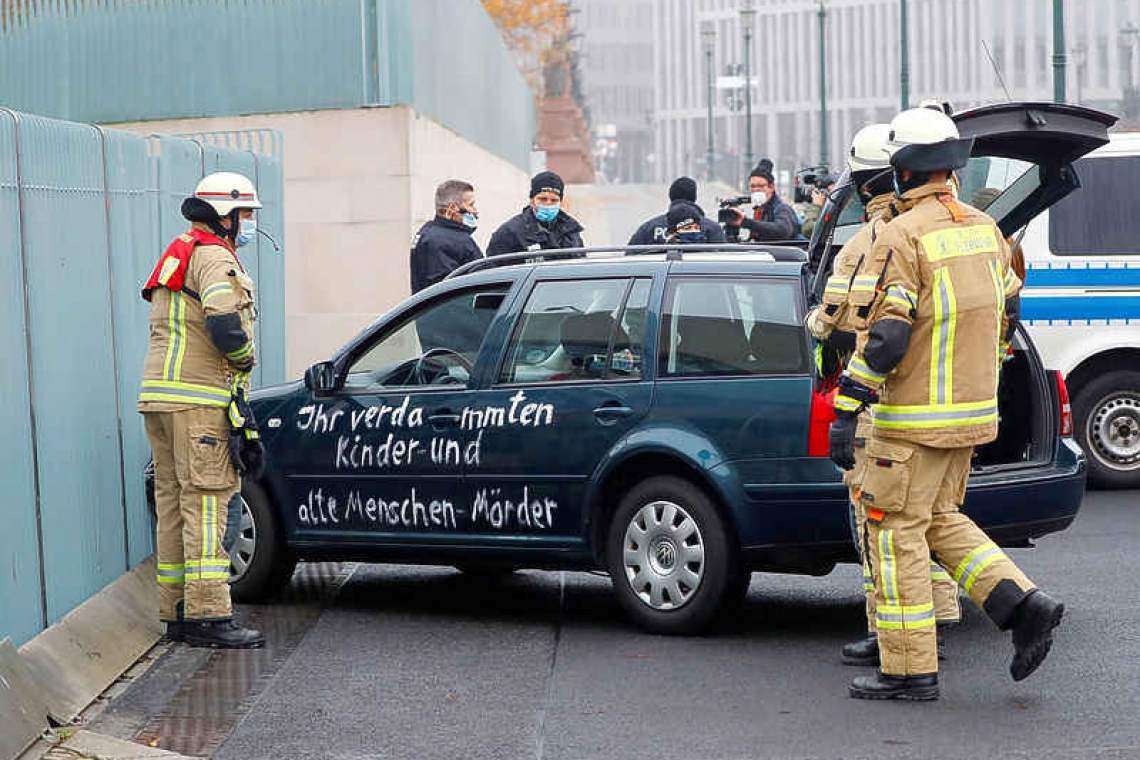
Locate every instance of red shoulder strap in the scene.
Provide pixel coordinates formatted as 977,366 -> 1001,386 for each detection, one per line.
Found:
937,193 -> 965,223
141,229 -> 240,301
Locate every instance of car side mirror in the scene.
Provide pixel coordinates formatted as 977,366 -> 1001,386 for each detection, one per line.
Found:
304,361 -> 339,394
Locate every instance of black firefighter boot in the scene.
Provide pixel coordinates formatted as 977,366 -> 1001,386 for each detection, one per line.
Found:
182,619 -> 265,649
1009,590 -> 1064,681
849,671 -> 939,701
842,631 -> 946,666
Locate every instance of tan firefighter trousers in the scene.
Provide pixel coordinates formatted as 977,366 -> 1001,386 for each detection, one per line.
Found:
861,439 -> 1036,676
145,408 -> 240,621
847,440 -> 960,634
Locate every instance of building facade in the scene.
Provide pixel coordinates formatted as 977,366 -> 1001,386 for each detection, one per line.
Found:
575,0 -> 656,182
652,0 -> 1140,191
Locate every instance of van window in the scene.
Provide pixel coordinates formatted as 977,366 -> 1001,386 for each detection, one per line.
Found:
1048,156 -> 1140,256
658,278 -> 807,378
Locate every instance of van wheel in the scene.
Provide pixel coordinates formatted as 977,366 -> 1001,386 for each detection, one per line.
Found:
230,480 -> 297,602
1073,370 -> 1140,489
606,476 -> 739,635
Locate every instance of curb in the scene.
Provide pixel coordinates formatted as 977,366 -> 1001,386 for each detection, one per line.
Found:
1,558 -> 162,760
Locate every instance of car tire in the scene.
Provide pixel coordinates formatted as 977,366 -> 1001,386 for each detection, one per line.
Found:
606,475 -> 739,635
229,480 -> 297,602
1073,370 -> 1140,490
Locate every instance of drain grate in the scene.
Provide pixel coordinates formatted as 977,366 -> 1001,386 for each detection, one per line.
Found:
133,562 -> 354,757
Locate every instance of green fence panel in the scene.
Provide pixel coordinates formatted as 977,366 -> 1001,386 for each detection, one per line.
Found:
17,114 -> 127,624
253,152 -> 286,385
0,109 -> 45,646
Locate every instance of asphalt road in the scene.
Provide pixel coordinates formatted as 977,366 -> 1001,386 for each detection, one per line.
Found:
95,490 -> 1140,760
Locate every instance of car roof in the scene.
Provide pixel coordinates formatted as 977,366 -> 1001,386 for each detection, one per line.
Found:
444,244 -> 807,286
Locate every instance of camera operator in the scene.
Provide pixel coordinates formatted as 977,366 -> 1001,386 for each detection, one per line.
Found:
798,171 -> 836,240
725,159 -> 801,242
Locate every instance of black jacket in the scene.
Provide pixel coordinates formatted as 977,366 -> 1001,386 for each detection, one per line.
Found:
410,216 -> 483,293
739,193 -> 801,242
486,206 -> 584,257
628,201 -> 727,245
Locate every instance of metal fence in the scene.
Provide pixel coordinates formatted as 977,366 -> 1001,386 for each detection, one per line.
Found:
0,111 -> 286,648
0,0 -> 535,170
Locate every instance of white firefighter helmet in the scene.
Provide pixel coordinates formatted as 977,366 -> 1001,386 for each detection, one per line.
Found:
848,123 -> 892,175
884,107 -> 973,172
193,172 -> 263,216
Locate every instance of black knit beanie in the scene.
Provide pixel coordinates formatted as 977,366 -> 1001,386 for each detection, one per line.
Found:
668,176 -> 698,202
530,171 -> 565,199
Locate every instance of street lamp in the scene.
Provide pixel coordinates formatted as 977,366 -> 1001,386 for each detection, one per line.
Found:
701,21 -> 717,182
740,0 -> 756,176
818,0 -> 828,167
900,0 -> 910,109
1053,0 -> 1067,102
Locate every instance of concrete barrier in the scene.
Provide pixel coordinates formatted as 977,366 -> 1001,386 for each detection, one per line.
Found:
0,640 -> 49,760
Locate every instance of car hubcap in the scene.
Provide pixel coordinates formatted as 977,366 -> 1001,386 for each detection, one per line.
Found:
623,500 -> 705,610
1088,393 -> 1140,471
229,497 -> 256,582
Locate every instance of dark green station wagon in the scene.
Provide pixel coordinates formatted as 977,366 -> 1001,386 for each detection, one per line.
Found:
152,102 -> 1110,635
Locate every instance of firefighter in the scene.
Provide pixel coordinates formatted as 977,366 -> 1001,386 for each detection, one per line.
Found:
139,172 -> 266,649
806,123 -> 962,668
830,108 -> 1063,700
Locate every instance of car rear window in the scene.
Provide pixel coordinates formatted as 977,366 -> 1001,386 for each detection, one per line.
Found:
1048,155 -> 1140,256
658,277 -> 807,378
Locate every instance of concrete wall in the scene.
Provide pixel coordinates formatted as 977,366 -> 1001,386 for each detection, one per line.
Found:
117,106 -> 530,379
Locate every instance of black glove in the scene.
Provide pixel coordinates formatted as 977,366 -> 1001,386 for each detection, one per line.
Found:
227,389 -> 265,480
829,412 -> 858,471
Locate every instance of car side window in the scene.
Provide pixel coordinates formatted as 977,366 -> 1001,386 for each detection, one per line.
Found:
658,277 -> 807,378
1048,155 -> 1139,255
498,278 -> 648,384
345,286 -> 508,390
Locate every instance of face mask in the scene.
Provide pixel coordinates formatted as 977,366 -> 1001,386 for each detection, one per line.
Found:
462,210 -> 478,230
751,191 -> 768,206
677,231 -> 707,244
236,218 -> 256,248
534,202 -> 560,224
892,170 -> 904,199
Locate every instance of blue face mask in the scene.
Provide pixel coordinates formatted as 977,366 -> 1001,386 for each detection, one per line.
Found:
236,218 -> 257,248
892,170 -> 904,199
462,211 -> 479,230
677,231 -> 707,244
534,202 -> 560,224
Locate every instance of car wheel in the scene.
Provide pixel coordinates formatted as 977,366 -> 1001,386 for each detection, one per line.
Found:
229,480 -> 297,602
606,475 -> 739,635
1073,370 -> 1140,490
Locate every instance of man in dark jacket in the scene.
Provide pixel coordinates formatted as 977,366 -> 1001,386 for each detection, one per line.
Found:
410,179 -> 483,293
628,176 -> 726,245
486,171 -> 584,256
726,160 -> 801,242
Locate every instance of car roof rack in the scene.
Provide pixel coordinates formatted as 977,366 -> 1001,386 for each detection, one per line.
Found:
447,244 -> 807,280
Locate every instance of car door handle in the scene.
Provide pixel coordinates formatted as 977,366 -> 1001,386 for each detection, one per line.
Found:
428,411 -> 461,428
593,405 -> 633,420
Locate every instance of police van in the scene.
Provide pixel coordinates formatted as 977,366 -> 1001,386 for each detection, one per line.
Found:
1015,132 -> 1140,489
812,103 -> 1137,490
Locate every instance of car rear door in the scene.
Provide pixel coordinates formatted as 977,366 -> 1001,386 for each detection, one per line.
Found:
811,102 -> 1117,299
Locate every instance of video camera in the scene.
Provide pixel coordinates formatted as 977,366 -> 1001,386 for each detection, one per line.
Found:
717,196 -> 752,225
793,165 -> 832,204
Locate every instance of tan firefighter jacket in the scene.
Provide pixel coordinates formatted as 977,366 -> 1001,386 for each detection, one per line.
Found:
836,183 -> 1021,448
138,223 -> 257,412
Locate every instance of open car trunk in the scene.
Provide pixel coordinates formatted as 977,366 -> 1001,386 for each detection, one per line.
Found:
971,327 -> 1054,472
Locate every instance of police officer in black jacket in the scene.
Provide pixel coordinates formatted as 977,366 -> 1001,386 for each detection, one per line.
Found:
628,176 -> 726,245
486,171 -> 584,257
410,179 -> 483,293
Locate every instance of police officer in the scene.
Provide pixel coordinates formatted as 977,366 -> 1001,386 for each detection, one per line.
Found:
410,179 -> 483,293
805,124 -> 961,669
139,172 -> 265,649
628,176 -> 725,245
664,201 -> 709,244
726,159 -> 801,242
486,171 -> 584,256
831,108 -> 1063,700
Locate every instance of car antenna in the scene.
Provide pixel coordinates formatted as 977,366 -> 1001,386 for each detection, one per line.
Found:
982,39 -> 1014,103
